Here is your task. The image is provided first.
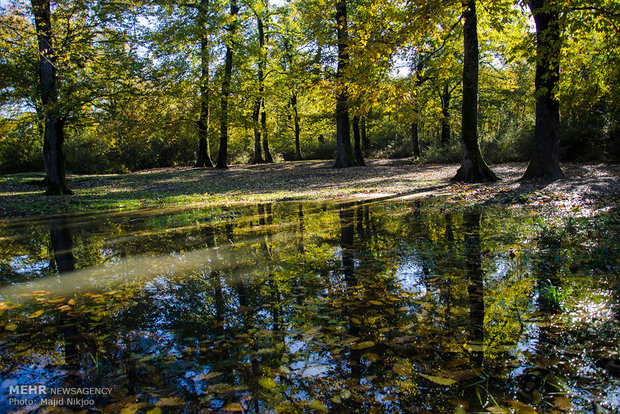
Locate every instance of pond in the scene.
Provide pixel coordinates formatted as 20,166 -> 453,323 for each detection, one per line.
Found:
0,198 -> 618,413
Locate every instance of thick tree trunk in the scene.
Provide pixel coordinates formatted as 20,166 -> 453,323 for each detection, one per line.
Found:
411,121 -> 420,158
291,91 -> 302,160
352,115 -> 365,166
216,0 -> 239,169
195,0 -> 214,168
334,0 -> 353,168
453,0 -> 497,182
522,0 -> 564,180
440,82 -> 451,145
251,98 -> 264,163
32,0 -> 72,195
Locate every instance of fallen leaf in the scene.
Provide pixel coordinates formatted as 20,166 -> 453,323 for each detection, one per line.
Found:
419,373 -> 457,386
155,397 -> 185,406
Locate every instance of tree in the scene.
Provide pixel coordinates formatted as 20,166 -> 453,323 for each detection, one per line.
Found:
195,0 -> 215,168
216,0 -> 240,169
333,0 -> 354,168
453,0 -> 497,182
521,0 -> 564,179
31,0 -> 73,194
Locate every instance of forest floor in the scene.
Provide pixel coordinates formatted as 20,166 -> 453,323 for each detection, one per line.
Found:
1,159 -> 618,219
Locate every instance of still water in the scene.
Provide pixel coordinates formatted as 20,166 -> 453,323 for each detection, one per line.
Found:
0,199 -> 618,413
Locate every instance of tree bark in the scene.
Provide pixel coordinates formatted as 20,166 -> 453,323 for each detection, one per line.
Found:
256,9 -> 273,163
453,0 -> 497,182
291,91 -> 302,160
411,121 -> 420,158
31,0 -> 72,195
251,97 -> 264,163
216,0 -> 239,169
440,82 -> 451,146
352,115 -> 365,166
334,0 -> 353,168
522,0 -> 565,180
360,115 -> 369,155
195,0 -> 214,168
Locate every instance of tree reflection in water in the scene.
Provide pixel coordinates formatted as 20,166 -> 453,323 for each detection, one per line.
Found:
0,200 -> 618,412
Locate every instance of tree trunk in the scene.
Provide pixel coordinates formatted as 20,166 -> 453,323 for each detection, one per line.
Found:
440,82 -> 451,145
261,109 -> 273,162
251,97 -> 264,163
411,121 -> 420,158
352,115 -> 365,166
291,91 -> 302,160
195,1 -> 214,168
216,0 -> 239,169
334,0 -> 353,168
453,0 -> 497,182
522,0 -> 564,180
31,0 -> 72,195
361,116 -> 369,155
256,10 -> 273,163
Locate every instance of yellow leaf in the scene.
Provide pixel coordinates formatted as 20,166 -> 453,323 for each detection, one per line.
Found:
508,401 -> 538,413
419,373 -> 457,386
4,323 -> 17,331
307,399 -> 327,412
120,403 -> 142,414
67,299 -> 76,306
355,341 -> 375,350
146,408 -> 162,414
155,398 -> 184,406
221,403 -> 244,411
27,310 -> 45,318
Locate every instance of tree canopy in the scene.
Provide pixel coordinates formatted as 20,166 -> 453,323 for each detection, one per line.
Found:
0,0 -> 618,186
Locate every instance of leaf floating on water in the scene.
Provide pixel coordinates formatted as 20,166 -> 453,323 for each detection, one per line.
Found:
193,371 -> 223,381
369,300 -> 383,306
307,399 -> 328,412
4,323 -> 17,331
27,310 -> 44,318
366,353 -> 380,362
419,374 -> 457,386
350,318 -> 361,325
486,407 -> 510,413
340,389 -> 351,399
508,401 -> 538,414
146,408 -> 162,414
67,299 -> 76,306
221,402 -> 244,411
355,341 -> 375,350
553,396 -> 571,411
392,364 -> 409,376
155,397 -> 185,406
120,403 -> 142,414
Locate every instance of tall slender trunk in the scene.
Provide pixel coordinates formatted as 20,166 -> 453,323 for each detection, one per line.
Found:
216,0 -> 239,169
453,0 -> 497,182
411,121 -> 420,158
440,82 -> 451,145
352,115 -> 365,166
256,9 -> 273,163
334,0 -> 353,168
31,0 -> 72,195
522,0 -> 564,180
195,0 -> 214,168
291,91 -> 302,160
251,97 -> 264,163
360,115 -> 369,155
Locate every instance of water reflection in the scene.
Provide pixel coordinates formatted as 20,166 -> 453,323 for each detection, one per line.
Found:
0,200 -> 618,412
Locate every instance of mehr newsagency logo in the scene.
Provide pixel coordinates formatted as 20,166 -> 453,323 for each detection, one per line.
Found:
8,384 -> 113,408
